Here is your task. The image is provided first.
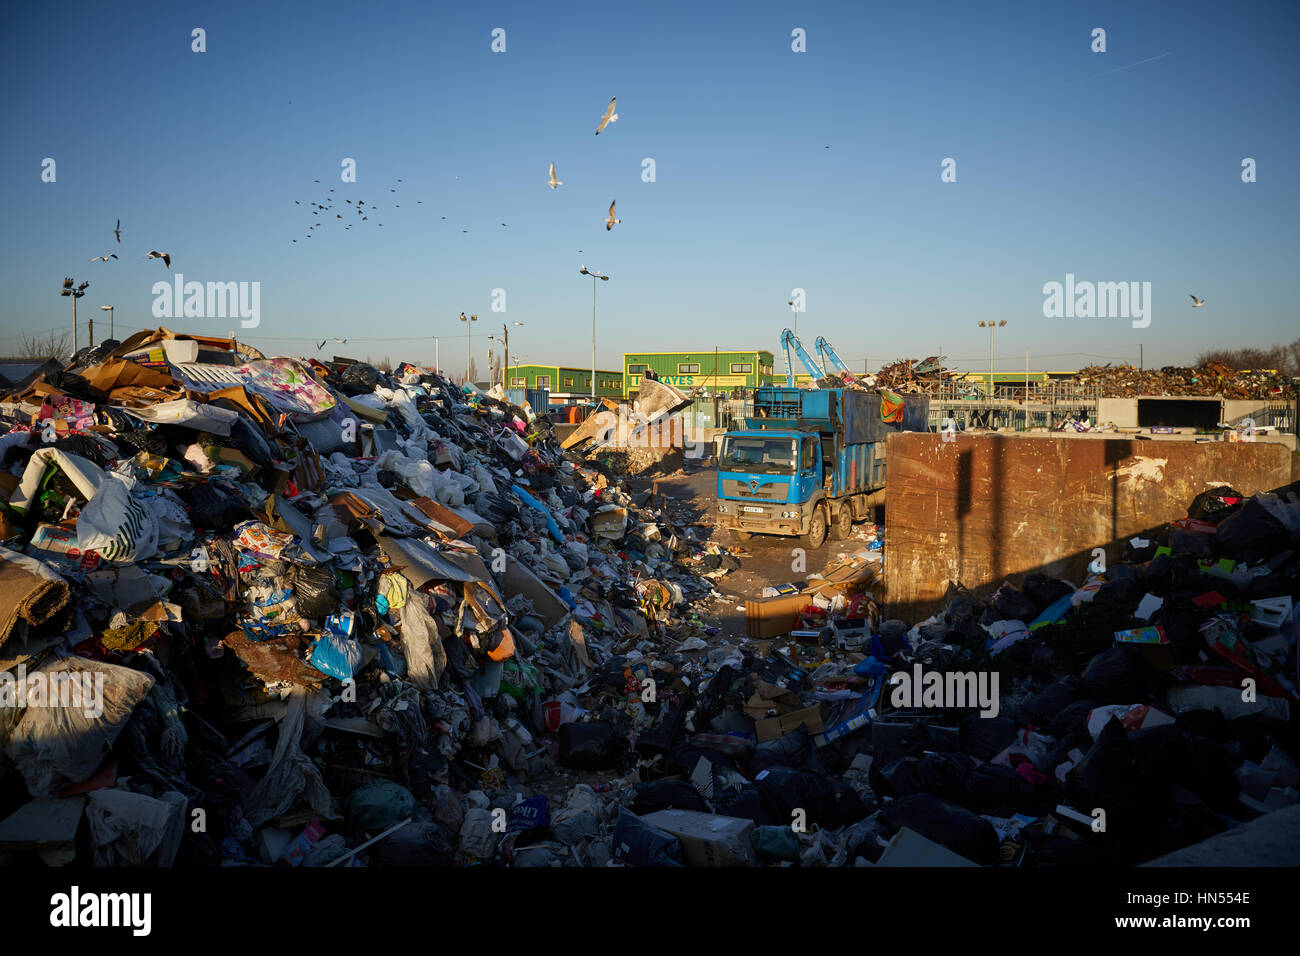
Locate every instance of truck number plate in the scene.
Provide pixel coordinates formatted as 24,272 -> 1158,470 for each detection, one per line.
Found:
742,506 -> 765,513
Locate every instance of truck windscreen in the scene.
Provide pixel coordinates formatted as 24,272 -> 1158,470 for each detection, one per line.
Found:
720,436 -> 797,475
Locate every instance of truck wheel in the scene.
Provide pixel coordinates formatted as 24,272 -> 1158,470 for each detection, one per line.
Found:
803,507 -> 828,549
733,530 -> 753,542
829,502 -> 853,540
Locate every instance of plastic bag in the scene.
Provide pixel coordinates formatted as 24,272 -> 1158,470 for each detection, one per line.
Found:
292,564 -> 339,619
558,721 -> 625,770
4,657 -> 155,796
182,482 -> 252,531
346,779 -> 415,832
631,779 -> 710,815
879,793 -> 999,866
1216,497 -> 1291,563
1078,646 -> 1155,703
612,809 -> 684,867
750,824 -> 799,862
308,611 -> 362,681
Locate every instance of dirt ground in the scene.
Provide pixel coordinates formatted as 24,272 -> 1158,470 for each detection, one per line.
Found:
631,462 -> 883,642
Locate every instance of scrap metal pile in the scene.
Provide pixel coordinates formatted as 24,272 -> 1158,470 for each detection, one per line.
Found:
870,356 -> 953,394
1073,363 -> 1297,400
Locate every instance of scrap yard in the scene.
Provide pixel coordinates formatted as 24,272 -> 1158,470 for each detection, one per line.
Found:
0,327 -> 1296,872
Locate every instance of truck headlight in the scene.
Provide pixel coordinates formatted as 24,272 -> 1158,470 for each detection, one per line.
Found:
718,504 -> 729,513
781,510 -> 798,518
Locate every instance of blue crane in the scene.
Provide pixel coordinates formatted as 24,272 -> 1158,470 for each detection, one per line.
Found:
780,328 -> 825,387
814,336 -> 858,382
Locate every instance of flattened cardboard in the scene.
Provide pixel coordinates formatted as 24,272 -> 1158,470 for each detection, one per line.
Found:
500,559 -> 568,629
754,702 -> 826,742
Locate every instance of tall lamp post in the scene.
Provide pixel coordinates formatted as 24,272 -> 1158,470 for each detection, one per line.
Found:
487,321 -> 524,389
579,265 -> 609,399
60,278 -> 88,354
977,320 -> 1007,398
459,312 -> 477,384
787,299 -> 800,340
100,305 -> 114,341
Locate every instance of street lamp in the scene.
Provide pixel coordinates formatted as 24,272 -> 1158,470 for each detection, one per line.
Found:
977,320 -> 1007,398
487,321 -> 524,389
59,278 -> 88,355
580,265 -> 609,399
100,305 -> 114,341
787,299 -> 799,340
460,312 -> 477,384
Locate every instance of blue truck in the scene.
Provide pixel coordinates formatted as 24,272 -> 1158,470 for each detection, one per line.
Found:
715,385 -> 929,548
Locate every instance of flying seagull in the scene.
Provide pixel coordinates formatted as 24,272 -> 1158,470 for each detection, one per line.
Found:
605,200 -> 620,231
88,254 -> 118,262
145,250 -> 171,268
316,338 -> 348,349
1190,295 -> 1205,307
113,219 -> 121,243
595,96 -> 618,135
548,162 -> 563,189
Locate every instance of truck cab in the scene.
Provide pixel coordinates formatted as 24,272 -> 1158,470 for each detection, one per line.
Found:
716,429 -> 825,540
715,386 -> 927,548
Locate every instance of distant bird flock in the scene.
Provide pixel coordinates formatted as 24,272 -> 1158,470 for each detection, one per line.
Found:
289,95 -> 626,245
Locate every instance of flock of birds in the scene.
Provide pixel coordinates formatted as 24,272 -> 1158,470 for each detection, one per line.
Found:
289,178 -> 418,243
85,219 -> 172,268
289,95 -> 626,246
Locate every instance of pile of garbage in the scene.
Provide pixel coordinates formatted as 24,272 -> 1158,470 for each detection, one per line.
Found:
1,327 -> 1295,867
559,374 -> 695,477
871,357 -> 953,394
1074,363 -> 1298,400
620,483 -> 1297,867
0,327 -> 725,866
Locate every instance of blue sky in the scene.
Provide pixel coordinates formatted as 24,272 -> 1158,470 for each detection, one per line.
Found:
2,0 -> 1297,378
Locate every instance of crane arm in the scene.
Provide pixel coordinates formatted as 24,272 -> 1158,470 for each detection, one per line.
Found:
814,336 -> 856,379
780,328 -> 825,387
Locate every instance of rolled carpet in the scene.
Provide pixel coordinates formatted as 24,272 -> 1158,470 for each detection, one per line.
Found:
0,546 -> 70,647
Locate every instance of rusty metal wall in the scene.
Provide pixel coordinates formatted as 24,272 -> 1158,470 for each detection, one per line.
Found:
883,433 -> 1300,621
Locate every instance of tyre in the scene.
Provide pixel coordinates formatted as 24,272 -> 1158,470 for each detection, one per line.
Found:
829,502 -> 853,540
802,506 -> 828,549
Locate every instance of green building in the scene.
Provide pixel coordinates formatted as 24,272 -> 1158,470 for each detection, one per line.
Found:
622,350 -> 778,396
505,363 -> 624,399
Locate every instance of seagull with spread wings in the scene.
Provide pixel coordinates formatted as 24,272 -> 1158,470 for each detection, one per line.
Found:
113,219 -> 121,243
88,254 -> 118,262
548,162 -> 563,189
1190,295 -> 1205,307
144,250 -> 171,268
604,200 -> 620,231
595,96 -> 618,135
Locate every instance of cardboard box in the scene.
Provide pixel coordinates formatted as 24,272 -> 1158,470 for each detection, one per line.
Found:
640,809 -> 755,867
745,592 -> 811,639
744,558 -> 879,639
754,703 -> 826,742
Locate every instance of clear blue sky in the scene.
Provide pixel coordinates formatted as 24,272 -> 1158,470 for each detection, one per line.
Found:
2,0 -> 1297,378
